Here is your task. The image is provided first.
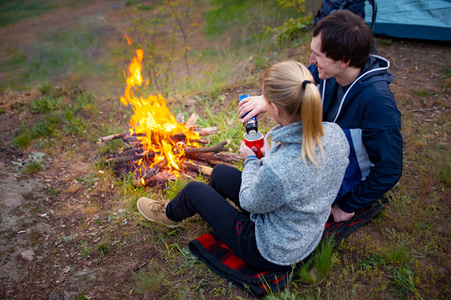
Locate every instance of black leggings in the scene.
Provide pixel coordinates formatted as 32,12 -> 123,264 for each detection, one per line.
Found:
165,164 -> 290,271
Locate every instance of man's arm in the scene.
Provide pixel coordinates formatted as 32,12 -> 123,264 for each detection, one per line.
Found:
336,127 -> 403,213
336,87 -> 403,214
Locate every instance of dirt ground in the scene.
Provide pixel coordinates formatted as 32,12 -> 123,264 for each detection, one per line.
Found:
0,1 -> 450,299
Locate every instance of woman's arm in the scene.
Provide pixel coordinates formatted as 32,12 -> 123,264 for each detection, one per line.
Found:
237,95 -> 267,122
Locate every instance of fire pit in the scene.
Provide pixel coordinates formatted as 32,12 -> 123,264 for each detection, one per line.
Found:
98,49 -> 241,187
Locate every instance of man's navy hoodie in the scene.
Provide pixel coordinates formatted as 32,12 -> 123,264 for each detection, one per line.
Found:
308,55 -> 403,213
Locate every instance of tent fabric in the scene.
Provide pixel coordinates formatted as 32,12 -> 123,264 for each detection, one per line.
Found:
365,0 -> 451,41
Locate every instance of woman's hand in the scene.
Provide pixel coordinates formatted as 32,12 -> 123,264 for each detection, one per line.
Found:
239,141 -> 258,160
238,95 -> 267,122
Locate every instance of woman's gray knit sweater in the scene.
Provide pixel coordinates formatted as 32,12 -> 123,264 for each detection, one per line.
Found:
240,121 -> 349,266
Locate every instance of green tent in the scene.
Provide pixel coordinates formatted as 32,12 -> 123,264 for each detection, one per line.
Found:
365,0 -> 451,41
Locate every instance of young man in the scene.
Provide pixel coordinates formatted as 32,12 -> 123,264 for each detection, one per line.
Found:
238,10 -> 403,222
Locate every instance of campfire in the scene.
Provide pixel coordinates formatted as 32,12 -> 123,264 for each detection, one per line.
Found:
99,49 -> 241,187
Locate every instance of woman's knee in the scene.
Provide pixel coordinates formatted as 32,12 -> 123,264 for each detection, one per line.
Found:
182,181 -> 210,200
210,164 -> 234,185
185,180 -> 206,191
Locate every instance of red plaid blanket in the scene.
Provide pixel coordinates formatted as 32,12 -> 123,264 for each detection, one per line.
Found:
189,197 -> 389,298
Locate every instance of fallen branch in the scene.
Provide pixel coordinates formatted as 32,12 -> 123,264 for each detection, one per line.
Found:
106,140 -> 231,164
141,159 -> 168,182
172,134 -> 209,144
182,161 -> 213,176
98,132 -> 145,143
185,152 -> 243,166
196,127 -> 218,136
106,153 -> 153,164
99,127 -> 215,144
185,113 -> 199,128
184,140 -> 230,154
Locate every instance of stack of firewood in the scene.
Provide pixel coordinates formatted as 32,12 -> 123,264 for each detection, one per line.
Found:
98,114 -> 242,187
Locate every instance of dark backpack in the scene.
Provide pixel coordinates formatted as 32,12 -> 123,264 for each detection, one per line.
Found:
314,0 -> 377,29
314,0 -> 377,52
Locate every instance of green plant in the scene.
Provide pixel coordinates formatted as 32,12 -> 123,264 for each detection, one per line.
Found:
23,152 -> 46,174
297,236 -> 335,285
163,177 -> 190,200
438,162 -> 451,185
264,0 -> 311,43
357,253 -> 386,270
166,0 -> 199,77
13,130 -> 31,148
30,96 -> 63,113
30,114 -> 61,138
38,82 -> 54,94
78,240 -> 92,260
24,159 -> 44,174
133,267 -> 166,293
98,138 -> 125,155
76,174 -> 100,190
95,240 -> 113,258
64,113 -> 87,136
73,91 -> 95,110
265,288 -> 299,300
389,266 -> 423,300
49,188 -> 61,195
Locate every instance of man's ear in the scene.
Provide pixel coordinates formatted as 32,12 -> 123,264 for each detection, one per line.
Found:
340,60 -> 350,69
270,102 -> 280,116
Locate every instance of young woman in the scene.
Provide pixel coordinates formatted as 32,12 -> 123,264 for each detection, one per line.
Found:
137,61 -> 349,270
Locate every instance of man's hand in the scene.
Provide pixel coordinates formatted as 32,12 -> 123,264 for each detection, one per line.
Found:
238,95 -> 267,122
330,203 -> 355,222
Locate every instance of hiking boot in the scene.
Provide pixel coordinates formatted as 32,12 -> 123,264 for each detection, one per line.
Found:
137,197 -> 181,228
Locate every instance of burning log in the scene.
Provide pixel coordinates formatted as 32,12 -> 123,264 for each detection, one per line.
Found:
101,46 -> 236,188
185,152 -> 242,166
98,132 -> 146,143
141,170 -> 178,188
107,152 -> 154,164
172,134 -> 209,144
184,140 -> 230,153
139,159 -> 168,186
185,113 -> 199,128
99,132 -> 211,144
106,140 -> 232,164
182,161 -> 213,176
196,127 -> 218,136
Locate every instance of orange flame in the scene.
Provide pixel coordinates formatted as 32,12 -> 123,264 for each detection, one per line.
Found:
120,49 -> 200,177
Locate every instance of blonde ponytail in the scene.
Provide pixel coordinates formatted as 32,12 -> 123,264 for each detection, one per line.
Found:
262,61 -> 325,166
300,81 -> 325,166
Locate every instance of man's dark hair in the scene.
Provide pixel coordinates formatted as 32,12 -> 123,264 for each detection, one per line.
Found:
313,10 -> 372,69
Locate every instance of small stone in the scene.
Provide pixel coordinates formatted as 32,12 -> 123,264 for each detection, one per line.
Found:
21,250 -> 35,261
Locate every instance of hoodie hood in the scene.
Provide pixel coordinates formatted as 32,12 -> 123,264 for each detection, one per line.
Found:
322,55 -> 393,122
267,121 -> 303,145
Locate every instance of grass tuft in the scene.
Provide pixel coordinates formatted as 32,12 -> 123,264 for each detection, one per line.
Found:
297,235 -> 335,285
13,130 -> 31,149
30,96 -> 63,113
133,266 -> 166,294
